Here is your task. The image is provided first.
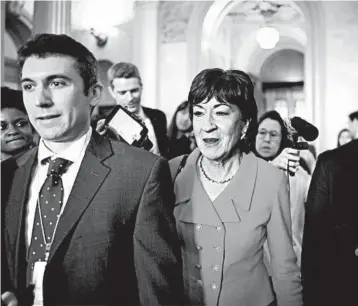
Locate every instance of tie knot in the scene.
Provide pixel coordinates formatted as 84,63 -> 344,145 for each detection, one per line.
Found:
46,158 -> 71,177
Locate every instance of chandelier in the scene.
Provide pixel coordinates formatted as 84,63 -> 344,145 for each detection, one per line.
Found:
256,25 -> 280,50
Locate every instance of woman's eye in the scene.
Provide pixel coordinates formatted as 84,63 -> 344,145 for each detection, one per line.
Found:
216,111 -> 229,116
193,111 -> 204,117
0,123 -> 7,131
16,120 -> 29,128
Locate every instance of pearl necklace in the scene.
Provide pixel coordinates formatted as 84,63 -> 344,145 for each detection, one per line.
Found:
199,155 -> 235,184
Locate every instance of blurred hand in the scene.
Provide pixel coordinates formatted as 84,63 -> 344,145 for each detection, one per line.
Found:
1,291 -> 18,306
271,148 -> 300,175
95,119 -> 107,136
95,119 -> 123,142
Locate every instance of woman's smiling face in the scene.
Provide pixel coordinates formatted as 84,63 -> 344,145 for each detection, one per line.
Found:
193,97 -> 244,162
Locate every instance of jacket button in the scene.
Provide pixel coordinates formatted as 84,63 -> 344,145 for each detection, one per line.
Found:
196,279 -> 203,286
196,245 -> 203,251
211,283 -> 218,290
196,224 -> 203,230
212,265 -> 219,272
195,264 -> 202,270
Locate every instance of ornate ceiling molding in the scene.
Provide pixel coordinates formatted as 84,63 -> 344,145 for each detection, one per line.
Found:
159,1 -> 195,43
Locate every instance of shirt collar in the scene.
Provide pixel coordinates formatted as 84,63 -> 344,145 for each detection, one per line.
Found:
38,127 -> 92,164
137,106 -> 147,121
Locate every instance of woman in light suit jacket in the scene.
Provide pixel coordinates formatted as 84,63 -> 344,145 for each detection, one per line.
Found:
170,68 -> 302,306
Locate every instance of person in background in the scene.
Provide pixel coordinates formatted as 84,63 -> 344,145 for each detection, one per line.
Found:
169,68 -> 302,306
97,62 -> 169,157
302,139 -> 358,306
337,128 -> 353,147
348,110 -> 358,139
167,100 -> 196,159
1,86 -> 37,161
1,33 -> 183,306
255,110 -> 311,267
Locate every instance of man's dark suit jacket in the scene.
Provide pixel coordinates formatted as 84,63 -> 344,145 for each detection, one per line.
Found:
142,107 -> 169,158
302,139 -> 358,306
1,132 -> 183,306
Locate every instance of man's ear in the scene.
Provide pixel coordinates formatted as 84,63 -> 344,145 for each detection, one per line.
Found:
90,84 -> 103,107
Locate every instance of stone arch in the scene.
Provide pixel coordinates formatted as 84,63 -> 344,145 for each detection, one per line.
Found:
188,0 -> 325,152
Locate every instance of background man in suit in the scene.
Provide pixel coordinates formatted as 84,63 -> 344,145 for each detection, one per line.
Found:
102,62 -> 169,157
301,139 -> 358,306
1,33 -> 183,306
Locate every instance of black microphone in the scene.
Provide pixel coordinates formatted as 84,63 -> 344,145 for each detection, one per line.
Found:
290,116 -> 319,141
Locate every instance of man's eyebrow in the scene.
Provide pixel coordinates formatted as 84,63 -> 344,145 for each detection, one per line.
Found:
20,77 -> 34,84
46,74 -> 72,82
20,74 -> 72,84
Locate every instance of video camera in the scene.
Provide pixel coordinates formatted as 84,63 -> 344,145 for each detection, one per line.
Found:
284,116 -> 319,176
285,116 -> 319,150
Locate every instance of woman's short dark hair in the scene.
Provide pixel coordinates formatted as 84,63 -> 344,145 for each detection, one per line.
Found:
1,86 -> 27,113
188,68 -> 258,153
17,33 -> 99,95
168,100 -> 190,140
257,110 -> 290,157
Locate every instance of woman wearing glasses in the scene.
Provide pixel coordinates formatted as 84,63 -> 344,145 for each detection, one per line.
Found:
255,110 -> 311,268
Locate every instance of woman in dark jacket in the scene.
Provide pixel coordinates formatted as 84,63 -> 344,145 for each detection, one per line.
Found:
167,100 -> 196,159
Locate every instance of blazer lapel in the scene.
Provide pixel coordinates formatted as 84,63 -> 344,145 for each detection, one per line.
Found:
174,149 -> 222,226
215,153 -> 258,221
4,149 -> 37,287
47,134 -> 112,263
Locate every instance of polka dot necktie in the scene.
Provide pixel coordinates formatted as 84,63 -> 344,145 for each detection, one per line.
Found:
27,157 -> 72,285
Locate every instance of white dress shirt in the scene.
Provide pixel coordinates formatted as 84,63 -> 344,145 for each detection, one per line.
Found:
25,128 -> 92,306
137,107 -> 160,156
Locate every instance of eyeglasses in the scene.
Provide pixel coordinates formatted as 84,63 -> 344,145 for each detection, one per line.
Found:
257,129 -> 281,140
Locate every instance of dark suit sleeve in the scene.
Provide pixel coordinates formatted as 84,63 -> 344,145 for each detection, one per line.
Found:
301,154 -> 331,306
133,157 -> 184,306
157,111 -> 169,158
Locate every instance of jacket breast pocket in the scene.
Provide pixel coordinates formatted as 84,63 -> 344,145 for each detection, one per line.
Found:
76,232 -> 111,248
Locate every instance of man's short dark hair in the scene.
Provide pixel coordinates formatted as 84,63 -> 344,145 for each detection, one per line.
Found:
349,111 -> 358,121
1,86 -> 27,113
17,33 -> 99,95
107,62 -> 142,88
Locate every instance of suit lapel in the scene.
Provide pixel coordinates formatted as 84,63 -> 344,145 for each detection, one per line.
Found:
47,134 -> 112,263
4,149 -> 37,287
174,149 -> 222,225
213,152 -> 258,221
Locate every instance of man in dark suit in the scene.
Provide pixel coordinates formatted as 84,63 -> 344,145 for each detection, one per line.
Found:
301,139 -> 358,306
105,62 -> 169,157
1,33 -> 183,306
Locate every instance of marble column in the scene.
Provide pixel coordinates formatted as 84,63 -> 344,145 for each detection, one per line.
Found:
132,1 -> 159,109
1,1 -> 5,85
33,0 -> 71,35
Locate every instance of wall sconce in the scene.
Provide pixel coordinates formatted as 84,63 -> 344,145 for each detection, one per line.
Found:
72,0 -> 135,48
90,28 -> 108,47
